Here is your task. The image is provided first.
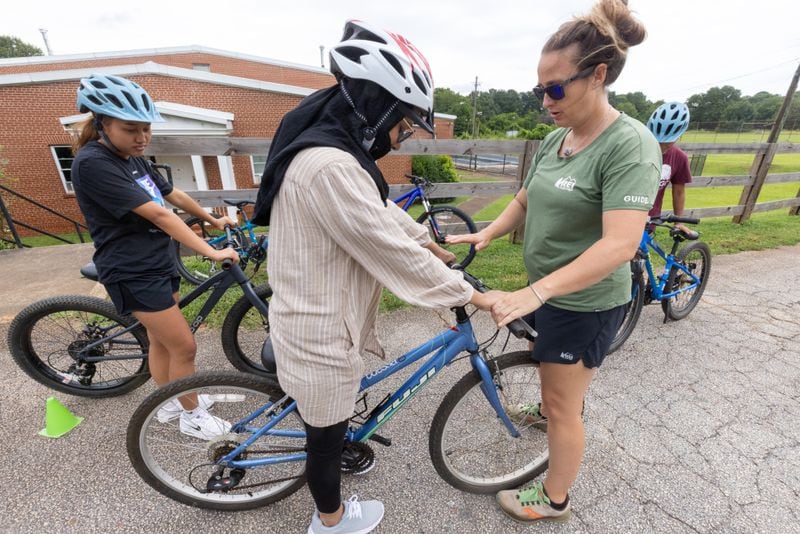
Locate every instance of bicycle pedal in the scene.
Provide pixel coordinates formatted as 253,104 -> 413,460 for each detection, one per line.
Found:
367,433 -> 392,447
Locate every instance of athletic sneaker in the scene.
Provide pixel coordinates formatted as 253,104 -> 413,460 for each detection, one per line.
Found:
507,402 -> 548,431
496,480 -> 571,522
307,495 -> 384,534
179,408 -> 231,440
156,395 -> 215,423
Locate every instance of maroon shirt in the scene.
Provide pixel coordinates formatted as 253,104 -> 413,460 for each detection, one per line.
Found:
649,145 -> 692,216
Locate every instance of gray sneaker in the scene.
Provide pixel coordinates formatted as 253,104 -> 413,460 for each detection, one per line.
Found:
507,402 -> 548,431
308,495 -> 384,534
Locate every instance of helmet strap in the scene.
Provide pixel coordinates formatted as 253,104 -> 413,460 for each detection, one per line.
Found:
339,80 -> 399,151
94,114 -> 124,155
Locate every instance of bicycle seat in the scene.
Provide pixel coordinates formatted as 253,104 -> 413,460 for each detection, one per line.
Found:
80,261 -> 99,281
223,199 -> 255,209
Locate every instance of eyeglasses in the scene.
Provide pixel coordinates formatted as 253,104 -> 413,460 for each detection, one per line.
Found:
396,118 -> 415,144
533,66 -> 596,101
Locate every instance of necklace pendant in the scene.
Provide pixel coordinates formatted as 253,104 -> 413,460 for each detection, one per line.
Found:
564,147 -> 573,157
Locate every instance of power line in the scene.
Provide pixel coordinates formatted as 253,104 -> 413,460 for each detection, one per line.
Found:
664,57 -> 800,99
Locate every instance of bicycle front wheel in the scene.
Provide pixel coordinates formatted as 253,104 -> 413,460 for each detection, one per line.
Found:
416,206 -> 477,268
174,215 -> 227,285
127,371 -> 306,511
221,283 -> 272,376
429,351 -> 548,493
607,263 -> 645,354
662,241 -> 711,321
7,295 -> 150,397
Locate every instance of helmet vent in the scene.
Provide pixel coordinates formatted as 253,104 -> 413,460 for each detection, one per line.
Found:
105,94 -> 124,109
412,71 -> 428,95
90,80 -> 108,90
352,28 -> 387,45
87,95 -> 103,106
122,91 -> 138,109
337,46 -> 368,63
380,51 -> 405,77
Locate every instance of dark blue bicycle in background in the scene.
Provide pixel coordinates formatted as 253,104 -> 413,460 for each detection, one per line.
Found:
393,174 -> 477,268
608,214 -> 712,354
127,270 -> 548,510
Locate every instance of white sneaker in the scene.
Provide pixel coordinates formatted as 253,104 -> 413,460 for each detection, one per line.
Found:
156,395 -> 215,423
307,495 -> 384,534
179,408 -> 231,440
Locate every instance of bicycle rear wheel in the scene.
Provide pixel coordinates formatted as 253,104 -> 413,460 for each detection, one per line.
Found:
662,241 -> 711,321
7,295 -> 150,397
174,215 -> 231,285
416,206 -> 477,268
607,262 -> 645,354
127,371 -> 306,511
429,351 -> 548,493
221,283 -> 272,376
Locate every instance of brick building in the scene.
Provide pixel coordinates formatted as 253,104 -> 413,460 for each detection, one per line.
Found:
0,46 -> 453,234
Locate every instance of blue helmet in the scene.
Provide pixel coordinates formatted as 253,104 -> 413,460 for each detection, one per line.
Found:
77,74 -> 164,123
647,102 -> 690,143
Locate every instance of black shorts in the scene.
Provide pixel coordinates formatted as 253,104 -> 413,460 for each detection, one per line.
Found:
523,303 -> 626,369
104,276 -> 181,316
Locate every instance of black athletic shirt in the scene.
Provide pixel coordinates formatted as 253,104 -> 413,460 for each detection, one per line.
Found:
71,141 -> 176,283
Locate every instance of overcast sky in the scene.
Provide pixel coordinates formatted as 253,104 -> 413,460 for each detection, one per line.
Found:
3,0 -> 799,102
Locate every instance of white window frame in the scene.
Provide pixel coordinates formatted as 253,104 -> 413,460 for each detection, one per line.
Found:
251,154 -> 267,184
50,145 -> 75,193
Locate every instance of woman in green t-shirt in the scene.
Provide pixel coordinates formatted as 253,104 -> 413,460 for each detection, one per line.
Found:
449,0 -> 660,523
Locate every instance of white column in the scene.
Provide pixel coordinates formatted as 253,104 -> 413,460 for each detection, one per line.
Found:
190,155 -> 212,213
217,155 -> 237,220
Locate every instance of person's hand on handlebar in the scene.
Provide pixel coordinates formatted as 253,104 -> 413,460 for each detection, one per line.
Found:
208,215 -> 238,230
207,247 -> 240,264
470,289 -> 504,311
491,285 -> 545,328
446,229 -> 492,252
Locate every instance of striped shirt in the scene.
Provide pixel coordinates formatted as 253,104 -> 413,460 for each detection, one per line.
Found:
268,147 -> 473,426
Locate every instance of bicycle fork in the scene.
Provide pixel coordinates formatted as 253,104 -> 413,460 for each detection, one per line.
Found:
470,353 -> 522,438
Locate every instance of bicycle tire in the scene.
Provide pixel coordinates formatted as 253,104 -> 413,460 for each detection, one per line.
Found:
221,283 -> 273,376
416,206 -> 477,269
607,263 -> 645,354
662,241 -> 712,321
126,371 -> 306,510
174,214 -> 228,285
7,295 -> 150,397
429,351 -> 548,493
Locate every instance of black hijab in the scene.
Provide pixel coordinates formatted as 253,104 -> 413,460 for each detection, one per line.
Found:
252,78 -> 404,226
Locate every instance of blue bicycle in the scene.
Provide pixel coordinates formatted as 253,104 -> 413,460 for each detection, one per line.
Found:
174,199 -> 268,285
126,271 -> 547,510
608,214 -> 712,353
395,174 -> 477,268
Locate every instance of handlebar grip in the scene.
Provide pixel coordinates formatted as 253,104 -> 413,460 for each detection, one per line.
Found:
664,214 -> 700,225
508,318 -> 538,341
222,258 -> 234,270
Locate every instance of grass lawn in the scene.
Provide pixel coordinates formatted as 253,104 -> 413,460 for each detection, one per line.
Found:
681,129 -> 800,143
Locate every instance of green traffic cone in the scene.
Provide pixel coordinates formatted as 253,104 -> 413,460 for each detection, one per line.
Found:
39,396 -> 83,438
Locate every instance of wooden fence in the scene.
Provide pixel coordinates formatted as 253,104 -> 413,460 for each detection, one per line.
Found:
147,137 -> 800,224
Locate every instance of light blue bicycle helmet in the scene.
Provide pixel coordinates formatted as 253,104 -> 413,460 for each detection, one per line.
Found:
647,101 -> 690,143
77,74 -> 164,123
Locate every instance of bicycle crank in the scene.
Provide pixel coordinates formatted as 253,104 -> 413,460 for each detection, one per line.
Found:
341,442 -> 375,476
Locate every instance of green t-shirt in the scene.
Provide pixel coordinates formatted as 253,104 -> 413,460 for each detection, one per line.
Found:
523,114 -> 661,312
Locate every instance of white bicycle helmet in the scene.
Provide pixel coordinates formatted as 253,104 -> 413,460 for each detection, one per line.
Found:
330,20 -> 434,134
647,102 -> 690,143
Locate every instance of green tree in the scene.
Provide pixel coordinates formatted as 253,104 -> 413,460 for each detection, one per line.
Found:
0,35 -> 42,58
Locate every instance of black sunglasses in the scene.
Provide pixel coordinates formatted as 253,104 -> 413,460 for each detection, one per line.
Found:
533,66 -> 596,101
396,118 -> 415,144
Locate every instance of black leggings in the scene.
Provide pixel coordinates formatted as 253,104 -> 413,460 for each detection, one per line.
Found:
304,419 -> 348,514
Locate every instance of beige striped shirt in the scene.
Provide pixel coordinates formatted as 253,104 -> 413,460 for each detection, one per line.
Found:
268,147 -> 473,426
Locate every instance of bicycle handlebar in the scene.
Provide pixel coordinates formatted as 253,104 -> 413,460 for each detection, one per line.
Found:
651,214 -> 700,226
460,270 -> 538,341
222,225 -> 236,270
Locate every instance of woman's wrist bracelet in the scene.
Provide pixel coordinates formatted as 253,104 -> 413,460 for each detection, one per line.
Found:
529,284 -> 546,306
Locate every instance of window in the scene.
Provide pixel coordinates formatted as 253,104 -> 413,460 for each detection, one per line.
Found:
251,155 -> 267,184
50,146 -> 75,193
192,63 -> 211,72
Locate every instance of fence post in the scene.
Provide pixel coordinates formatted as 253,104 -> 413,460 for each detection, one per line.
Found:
735,61 -> 800,223
509,140 -> 535,244
0,194 -> 24,248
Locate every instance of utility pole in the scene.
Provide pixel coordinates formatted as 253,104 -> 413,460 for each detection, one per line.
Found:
38,28 -> 52,55
471,76 -> 480,170
319,45 -> 325,69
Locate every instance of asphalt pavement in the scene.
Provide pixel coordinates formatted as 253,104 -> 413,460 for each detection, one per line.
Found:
0,243 -> 798,533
